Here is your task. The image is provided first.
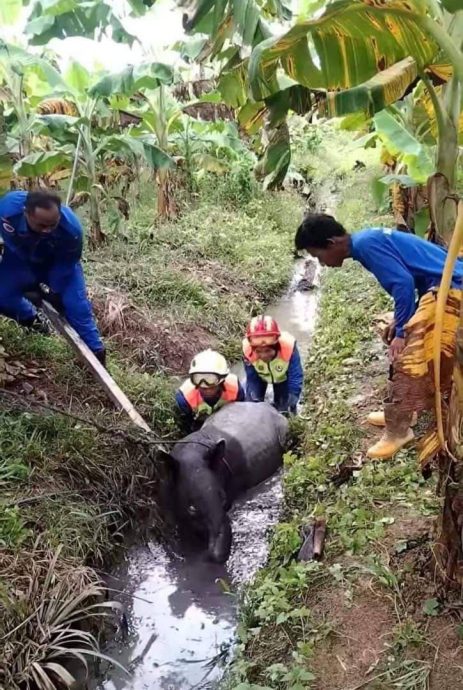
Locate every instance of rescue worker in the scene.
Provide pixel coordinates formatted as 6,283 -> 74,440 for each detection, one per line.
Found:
295,213 -> 463,460
0,189 -> 105,363
176,349 -> 244,431
243,315 -> 303,414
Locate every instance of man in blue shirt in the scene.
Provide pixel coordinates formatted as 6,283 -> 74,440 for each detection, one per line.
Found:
295,213 -> 463,459
0,190 -> 105,363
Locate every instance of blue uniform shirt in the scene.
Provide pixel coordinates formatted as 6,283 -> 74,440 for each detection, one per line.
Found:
0,190 -> 82,274
0,191 -> 103,352
350,229 -> 463,337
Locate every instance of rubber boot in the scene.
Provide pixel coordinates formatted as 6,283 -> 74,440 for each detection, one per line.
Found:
366,377 -> 417,427
367,403 -> 414,459
366,409 -> 418,427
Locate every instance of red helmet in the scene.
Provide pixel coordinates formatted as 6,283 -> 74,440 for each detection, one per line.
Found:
246,315 -> 281,346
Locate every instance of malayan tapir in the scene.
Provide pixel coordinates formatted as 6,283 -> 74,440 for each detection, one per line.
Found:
162,402 -> 288,563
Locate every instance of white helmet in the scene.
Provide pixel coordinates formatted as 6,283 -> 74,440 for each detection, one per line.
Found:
189,349 -> 229,386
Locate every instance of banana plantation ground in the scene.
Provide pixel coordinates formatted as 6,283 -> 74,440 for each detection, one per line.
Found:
2,129 -> 463,690
0,169 -> 299,687
230,150 -> 463,689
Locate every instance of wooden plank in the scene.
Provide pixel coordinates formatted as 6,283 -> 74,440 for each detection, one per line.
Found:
41,300 -> 152,433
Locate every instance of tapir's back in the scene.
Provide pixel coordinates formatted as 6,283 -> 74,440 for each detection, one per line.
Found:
203,402 -> 288,485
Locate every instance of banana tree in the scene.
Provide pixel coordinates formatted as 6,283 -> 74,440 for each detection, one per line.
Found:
172,116 -> 254,186
25,0 -> 157,46
0,41 -> 69,187
176,0 -> 298,188
20,59 -> 174,244
90,64 -> 181,219
247,0 -> 463,241
179,0 -> 437,188
0,103 -> 12,194
181,0 -> 463,230
344,92 -> 435,231
373,107 -> 432,233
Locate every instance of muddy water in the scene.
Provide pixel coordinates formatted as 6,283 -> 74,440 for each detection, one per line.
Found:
93,260 -> 319,690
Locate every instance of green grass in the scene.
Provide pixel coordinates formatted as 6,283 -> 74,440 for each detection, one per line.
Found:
0,179 -> 303,688
86,189 -> 300,353
227,138 -> 449,690
228,259 -> 440,690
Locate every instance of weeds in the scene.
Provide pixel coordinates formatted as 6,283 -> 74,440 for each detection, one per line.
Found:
87,191 -> 300,363
0,547 -> 125,690
232,258 -> 444,690
357,659 -> 431,690
0,181 -> 303,687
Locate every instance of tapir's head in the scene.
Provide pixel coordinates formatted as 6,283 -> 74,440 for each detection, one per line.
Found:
162,438 -> 232,563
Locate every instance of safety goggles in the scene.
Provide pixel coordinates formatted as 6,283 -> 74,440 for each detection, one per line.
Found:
249,336 -> 279,347
190,372 -> 225,387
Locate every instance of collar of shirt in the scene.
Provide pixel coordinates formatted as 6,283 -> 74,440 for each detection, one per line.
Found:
16,213 -> 29,237
349,234 -> 358,260
17,213 -> 60,241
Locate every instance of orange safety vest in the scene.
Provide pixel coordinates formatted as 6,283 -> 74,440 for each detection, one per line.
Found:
242,332 -> 295,384
180,373 -> 240,418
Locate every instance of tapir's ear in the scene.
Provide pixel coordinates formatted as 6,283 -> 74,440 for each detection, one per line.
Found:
208,439 -> 226,468
157,448 -> 173,464
157,448 -> 179,477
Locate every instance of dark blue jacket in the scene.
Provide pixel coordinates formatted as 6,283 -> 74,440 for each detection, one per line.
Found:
0,191 -> 103,352
351,228 -> 463,337
0,191 -> 82,282
175,380 -> 246,416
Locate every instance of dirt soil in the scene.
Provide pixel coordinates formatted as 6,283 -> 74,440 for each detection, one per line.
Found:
309,321 -> 463,690
310,584 -> 395,690
92,289 -> 217,374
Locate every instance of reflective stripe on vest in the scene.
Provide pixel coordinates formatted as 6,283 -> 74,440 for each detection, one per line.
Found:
242,332 -> 295,384
180,373 -> 240,418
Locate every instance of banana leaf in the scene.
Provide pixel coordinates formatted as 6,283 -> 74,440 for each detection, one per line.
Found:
249,0 -> 438,101
442,0 -> 461,12
179,0 -> 279,48
0,0 -> 22,25
373,109 -> 433,183
0,105 -> 11,193
14,150 -> 73,178
254,119 -> 290,190
90,63 -> 174,98
324,57 -> 418,118
98,133 -> 174,171
26,0 -> 139,45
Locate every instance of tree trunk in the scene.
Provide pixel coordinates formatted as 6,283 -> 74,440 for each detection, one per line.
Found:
424,75 -> 461,246
0,104 -> 12,193
434,204 -> 463,587
435,320 -> 463,586
89,189 -> 105,246
85,138 -> 106,246
156,168 -> 177,219
427,173 -> 459,246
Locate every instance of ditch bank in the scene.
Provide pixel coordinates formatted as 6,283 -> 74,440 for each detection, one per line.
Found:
0,188 -> 303,690
229,192 -> 463,689
90,259 -> 320,690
